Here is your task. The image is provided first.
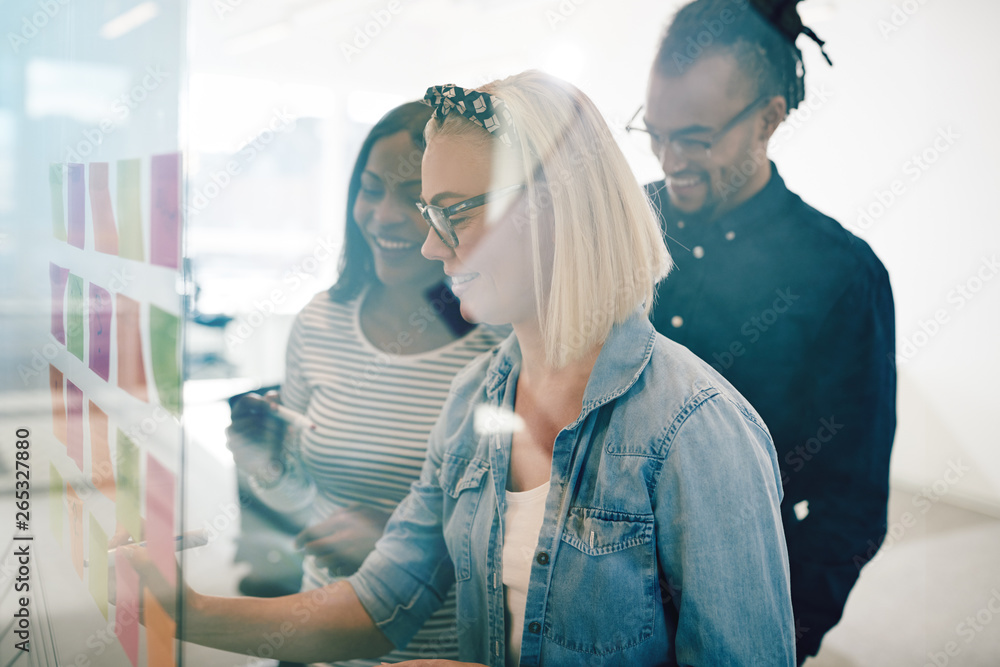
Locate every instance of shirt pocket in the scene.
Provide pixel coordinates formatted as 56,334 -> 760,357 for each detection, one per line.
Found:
546,507 -> 656,655
437,453 -> 489,582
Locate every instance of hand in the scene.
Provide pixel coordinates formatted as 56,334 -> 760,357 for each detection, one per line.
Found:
116,543 -> 192,625
295,504 -> 391,577
226,391 -> 287,481
108,523 -> 139,549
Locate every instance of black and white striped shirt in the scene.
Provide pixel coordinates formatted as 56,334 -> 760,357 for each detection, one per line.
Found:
282,288 -> 507,666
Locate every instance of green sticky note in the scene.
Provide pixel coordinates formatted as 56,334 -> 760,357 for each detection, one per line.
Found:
149,305 -> 181,416
116,430 -> 142,542
116,159 -> 144,261
66,274 -> 85,361
49,463 -> 64,545
50,163 -> 67,241
88,514 -> 109,619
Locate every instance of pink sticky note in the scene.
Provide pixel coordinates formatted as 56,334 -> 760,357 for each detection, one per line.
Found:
116,294 -> 149,402
50,263 -> 70,344
146,455 -> 176,586
89,163 -> 119,255
88,283 -> 113,381
67,163 -> 85,249
66,380 -> 84,471
150,153 -> 180,269
115,548 -> 140,667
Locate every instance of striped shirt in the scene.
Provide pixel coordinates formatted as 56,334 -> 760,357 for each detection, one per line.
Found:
281,288 -> 507,666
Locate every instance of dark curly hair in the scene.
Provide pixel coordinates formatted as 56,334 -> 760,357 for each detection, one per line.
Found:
328,101 -> 433,302
654,0 -> 830,112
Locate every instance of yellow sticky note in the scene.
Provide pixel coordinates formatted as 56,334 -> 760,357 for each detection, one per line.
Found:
88,514 -> 109,619
115,430 -> 142,542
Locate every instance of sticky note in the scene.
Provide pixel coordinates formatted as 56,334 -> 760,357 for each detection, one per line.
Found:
149,305 -> 180,416
116,429 -> 142,542
146,455 -> 176,586
67,163 -> 85,249
50,163 -> 67,242
66,379 -> 84,471
67,484 -> 84,580
115,548 -> 140,667
89,162 -> 119,255
49,365 -> 67,446
117,158 -> 144,261
89,514 -> 109,619
89,401 -> 115,501
67,274 -> 85,362
116,294 -> 149,402
49,463 -> 63,545
150,153 -> 180,269
50,262 -> 70,344
89,283 -> 113,381
145,586 -> 176,667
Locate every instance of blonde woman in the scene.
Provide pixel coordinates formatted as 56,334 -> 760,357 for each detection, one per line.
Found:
129,70 -> 795,666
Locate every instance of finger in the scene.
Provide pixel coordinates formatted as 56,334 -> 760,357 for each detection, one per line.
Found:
295,516 -> 348,548
231,393 -> 270,418
299,533 -> 352,556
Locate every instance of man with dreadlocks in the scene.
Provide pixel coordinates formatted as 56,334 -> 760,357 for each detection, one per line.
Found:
632,0 -> 896,663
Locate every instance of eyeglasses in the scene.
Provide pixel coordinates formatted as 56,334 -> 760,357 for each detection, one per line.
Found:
416,183 -> 525,249
625,95 -> 769,161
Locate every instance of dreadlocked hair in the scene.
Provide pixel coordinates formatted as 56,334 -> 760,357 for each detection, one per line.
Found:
654,0 -> 820,111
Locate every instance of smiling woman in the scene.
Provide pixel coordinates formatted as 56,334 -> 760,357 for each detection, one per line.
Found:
126,71 -> 795,667
224,100 -> 508,667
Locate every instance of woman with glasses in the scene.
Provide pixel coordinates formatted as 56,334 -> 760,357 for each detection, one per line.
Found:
226,100 -> 507,667
128,71 -> 795,666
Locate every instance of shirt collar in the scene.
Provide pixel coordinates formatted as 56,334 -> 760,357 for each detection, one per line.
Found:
654,161 -> 795,233
484,309 -> 657,421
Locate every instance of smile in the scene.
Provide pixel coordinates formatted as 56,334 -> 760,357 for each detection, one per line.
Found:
448,272 -> 480,295
372,236 -> 419,250
668,175 -> 704,188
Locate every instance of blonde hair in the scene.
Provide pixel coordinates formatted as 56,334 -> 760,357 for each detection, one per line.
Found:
426,70 -> 671,368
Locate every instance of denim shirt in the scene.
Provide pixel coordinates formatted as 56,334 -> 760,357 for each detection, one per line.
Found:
349,310 -> 795,666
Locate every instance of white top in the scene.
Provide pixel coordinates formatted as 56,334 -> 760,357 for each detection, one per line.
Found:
502,481 -> 551,667
282,288 -> 507,666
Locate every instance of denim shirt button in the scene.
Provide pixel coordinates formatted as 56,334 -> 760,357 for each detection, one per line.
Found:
528,621 -> 541,634
536,551 -> 549,565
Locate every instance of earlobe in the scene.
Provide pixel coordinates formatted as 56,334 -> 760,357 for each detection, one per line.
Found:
760,96 -> 788,142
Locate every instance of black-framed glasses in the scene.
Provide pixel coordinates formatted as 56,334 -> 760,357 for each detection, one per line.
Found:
625,95 -> 769,160
416,183 -> 525,249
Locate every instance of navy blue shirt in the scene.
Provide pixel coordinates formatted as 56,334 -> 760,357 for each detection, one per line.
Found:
647,164 -> 896,661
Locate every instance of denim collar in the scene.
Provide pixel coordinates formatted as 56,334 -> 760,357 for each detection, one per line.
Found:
484,308 -> 657,424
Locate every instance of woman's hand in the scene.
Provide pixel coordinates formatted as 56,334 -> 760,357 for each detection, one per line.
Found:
295,504 -> 391,577
116,543 -> 193,625
226,391 -> 287,481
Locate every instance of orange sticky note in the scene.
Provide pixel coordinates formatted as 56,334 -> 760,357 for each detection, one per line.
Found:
67,484 -> 84,580
89,401 -> 115,500
89,162 -> 119,255
66,379 -> 84,471
116,294 -> 149,402
49,463 -> 64,545
144,587 -> 176,667
49,365 -> 67,446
